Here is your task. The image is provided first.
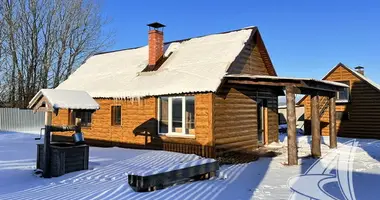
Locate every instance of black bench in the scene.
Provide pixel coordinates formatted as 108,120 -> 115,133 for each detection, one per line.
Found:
128,158 -> 219,192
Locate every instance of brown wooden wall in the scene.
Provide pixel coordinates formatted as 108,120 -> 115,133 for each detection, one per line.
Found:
213,83 -> 279,156
213,31 -> 279,156
228,33 -> 270,75
301,65 -> 380,138
52,94 -> 214,149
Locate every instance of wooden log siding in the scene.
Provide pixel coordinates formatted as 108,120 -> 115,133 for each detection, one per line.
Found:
52,94 -> 214,152
213,83 -> 279,156
228,33 -> 270,75
163,142 -> 215,158
301,65 -> 380,138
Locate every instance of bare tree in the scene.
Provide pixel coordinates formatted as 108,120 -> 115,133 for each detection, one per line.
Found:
0,0 -> 113,108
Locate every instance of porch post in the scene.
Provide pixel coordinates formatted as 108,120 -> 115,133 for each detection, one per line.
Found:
311,94 -> 321,158
329,95 -> 337,148
43,111 -> 52,178
286,86 -> 297,165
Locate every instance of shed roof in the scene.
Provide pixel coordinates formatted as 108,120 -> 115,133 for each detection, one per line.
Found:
28,89 -> 100,111
225,74 -> 349,88
57,27 -> 276,99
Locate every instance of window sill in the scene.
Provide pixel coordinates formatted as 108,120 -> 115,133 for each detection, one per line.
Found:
336,100 -> 350,104
159,133 -> 195,139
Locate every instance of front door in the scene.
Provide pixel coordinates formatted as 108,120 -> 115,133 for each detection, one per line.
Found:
257,99 -> 267,144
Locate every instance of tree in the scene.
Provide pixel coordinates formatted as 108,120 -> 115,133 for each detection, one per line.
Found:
0,0 -> 113,108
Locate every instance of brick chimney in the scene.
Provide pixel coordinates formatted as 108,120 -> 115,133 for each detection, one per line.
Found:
355,66 -> 365,75
147,22 -> 165,67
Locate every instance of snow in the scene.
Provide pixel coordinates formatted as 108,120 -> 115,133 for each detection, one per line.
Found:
1,131 -> 380,199
28,89 -> 100,110
57,28 -> 254,98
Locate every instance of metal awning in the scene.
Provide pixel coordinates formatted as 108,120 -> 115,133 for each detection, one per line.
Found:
28,89 -> 100,113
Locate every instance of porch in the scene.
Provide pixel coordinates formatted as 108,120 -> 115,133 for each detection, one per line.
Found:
225,74 -> 349,165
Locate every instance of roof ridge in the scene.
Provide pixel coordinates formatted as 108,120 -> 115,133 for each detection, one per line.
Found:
340,64 -> 380,92
94,26 -> 257,56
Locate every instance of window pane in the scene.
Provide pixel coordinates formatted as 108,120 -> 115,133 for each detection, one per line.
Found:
83,112 -> 92,127
71,111 -> 92,127
172,98 -> 183,133
336,81 -> 350,101
111,106 -> 121,126
185,96 -> 195,134
116,107 -> 121,125
338,89 -> 348,100
159,97 -> 169,133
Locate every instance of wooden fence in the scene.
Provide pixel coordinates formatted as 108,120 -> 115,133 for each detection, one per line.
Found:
0,108 -> 45,134
163,142 -> 216,158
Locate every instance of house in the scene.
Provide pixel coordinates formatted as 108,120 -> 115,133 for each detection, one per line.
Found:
298,63 -> 380,138
50,23 -> 347,159
278,105 -> 304,130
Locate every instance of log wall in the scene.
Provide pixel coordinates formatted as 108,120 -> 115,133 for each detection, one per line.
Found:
213,83 -> 278,156
301,65 -> 380,138
228,32 -> 270,75
52,94 -> 214,150
214,30 -> 279,156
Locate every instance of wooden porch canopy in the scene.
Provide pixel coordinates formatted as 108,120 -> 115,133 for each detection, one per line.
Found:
224,74 -> 349,165
28,89 -> 100,114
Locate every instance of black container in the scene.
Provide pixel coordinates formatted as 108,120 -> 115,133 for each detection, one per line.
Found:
37,143 -> 89,177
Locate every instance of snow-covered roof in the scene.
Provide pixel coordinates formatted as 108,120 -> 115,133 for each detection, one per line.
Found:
57,28 -> 255,98
29,89 -> 100,110
325,63 -> 380,92
224,74 -> 350,88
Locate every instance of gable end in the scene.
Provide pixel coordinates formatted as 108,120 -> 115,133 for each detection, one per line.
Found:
226,28 -> 277,76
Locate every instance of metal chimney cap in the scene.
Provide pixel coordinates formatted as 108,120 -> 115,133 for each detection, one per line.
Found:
355,66 -> 364,70
147,22 -> 166,29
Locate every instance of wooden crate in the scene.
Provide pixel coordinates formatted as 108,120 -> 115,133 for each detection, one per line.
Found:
37,143 -> 89,177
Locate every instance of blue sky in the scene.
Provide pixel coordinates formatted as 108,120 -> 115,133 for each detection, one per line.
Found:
101,0 -> 380,83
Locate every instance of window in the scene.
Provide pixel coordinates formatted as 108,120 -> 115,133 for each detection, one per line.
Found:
336,81 -> 350,102
111,106 -> 122,126
185,96 -> 195,134
159,97 -> 169,133
158,96 -> 195,136
336,111 -> 349,121
70,111 -> 92,127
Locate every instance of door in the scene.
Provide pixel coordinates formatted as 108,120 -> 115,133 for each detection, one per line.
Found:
257,99 -> 267,144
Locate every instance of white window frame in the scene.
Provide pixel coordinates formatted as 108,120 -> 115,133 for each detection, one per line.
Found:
158,96 -> 195,138
336,81 -> 350,103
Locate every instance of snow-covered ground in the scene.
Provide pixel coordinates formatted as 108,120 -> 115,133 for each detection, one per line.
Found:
0,132 -> 380,200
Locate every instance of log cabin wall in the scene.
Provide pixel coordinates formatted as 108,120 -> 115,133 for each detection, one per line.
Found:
213,84 -> 278,156
227,31 -> 272,75
301,65 -> 380,138
52,94 -> 214,148
214,30 -> 279,156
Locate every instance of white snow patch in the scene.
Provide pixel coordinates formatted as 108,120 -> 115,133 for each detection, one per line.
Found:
29,89 -> 100,110
1,132 -> 380,199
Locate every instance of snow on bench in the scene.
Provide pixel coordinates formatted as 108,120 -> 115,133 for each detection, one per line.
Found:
128,158 -> 219,192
